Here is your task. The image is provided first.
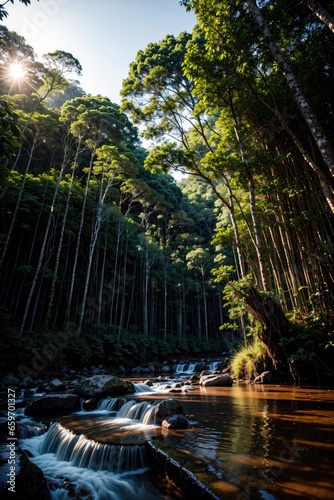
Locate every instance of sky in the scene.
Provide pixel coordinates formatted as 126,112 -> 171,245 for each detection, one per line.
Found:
3,0 -> 196,104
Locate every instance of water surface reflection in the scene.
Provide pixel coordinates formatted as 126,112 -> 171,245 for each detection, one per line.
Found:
160,384 -> 334,499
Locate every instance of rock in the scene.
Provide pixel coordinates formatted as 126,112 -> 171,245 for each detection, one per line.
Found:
126,380 -> 136,393
1,374 -> 20,386
91,367 -> 102,375
195,362 -> 206,371
48,378 -> 66,391
162,414 -> 189,429
189,374 -> 200,381
155,399 -> 184,425
20,376 -> 34,388
25,394 -> 80,416
161,365 -> 172,373
254,371 -> 273,384
0,444 -> 51,499
75,375 -> 132,397
144,380 -> 154,387
83,398 -> 97,410
200,374 -> 233,387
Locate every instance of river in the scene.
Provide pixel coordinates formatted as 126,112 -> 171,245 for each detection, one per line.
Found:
18,380 -> 334,499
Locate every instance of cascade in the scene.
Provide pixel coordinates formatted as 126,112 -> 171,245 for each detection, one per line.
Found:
134,382 -> 154,393
17,419 -> 47,439
97,397 -> 158,425
40,422 -> 147,473
20,432 -> 162,500
206,361 -> 222,371
175,362 -> 197,374
18,395 -> 175,500
98,397 -> 127,412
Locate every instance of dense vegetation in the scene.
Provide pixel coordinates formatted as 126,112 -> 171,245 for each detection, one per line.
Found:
1,0 -> 334,383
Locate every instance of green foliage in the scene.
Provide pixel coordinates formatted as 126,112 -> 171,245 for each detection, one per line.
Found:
229,338 -> 266,380
0,1 -> 35,21
0,98 -> 22,183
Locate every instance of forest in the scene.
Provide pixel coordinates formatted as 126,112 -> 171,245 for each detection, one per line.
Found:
1,0 -> 334,384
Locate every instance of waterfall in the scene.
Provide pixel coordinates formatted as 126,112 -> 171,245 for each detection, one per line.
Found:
97,397 -> 158,425
20,432 -> 159,500
206,361 -> 221,371
17,419 -> 47,439
175,362 -> 197,374
16,385 -> 186,498
98,397 -> 127,412
134,382 -> 154,393
40,422 -> 147,473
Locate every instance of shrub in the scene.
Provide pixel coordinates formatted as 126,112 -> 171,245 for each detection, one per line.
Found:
229,338 -> 265,379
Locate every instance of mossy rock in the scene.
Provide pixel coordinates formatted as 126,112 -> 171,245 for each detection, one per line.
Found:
75,375 -> 132,397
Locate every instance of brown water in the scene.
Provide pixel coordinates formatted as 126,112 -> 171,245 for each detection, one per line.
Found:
18,382 -> 334,499
155,383 -> 334,499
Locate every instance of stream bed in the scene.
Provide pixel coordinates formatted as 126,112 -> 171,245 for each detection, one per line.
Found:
16,380 -> 334,499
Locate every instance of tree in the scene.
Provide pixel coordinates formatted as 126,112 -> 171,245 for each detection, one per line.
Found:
305,0 -> 334,33
0,111 -> 58,272
0,44 -> 82,202
121,32 -> 247,281
77,145 -> 138,335
186,246 -> 212,341
0,0 -> 37,21
0,98 -> 22,184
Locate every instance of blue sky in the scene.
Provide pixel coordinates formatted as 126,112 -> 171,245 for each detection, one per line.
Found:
3,0 -> 196,103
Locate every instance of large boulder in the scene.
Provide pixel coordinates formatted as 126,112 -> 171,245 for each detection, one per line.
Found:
1,374 -> 20,386
155,399 -> 184,425
200,374 -> 233,387
46,378 -> 67,392
0,444 -> 51,499
162,414 -> 189,429
25,394 -> 80,416
161,365 -> 172,373
75,375 -> 132,397
254,371 -> 273,384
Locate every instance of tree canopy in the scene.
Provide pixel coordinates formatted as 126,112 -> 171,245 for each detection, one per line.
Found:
0,7 -> 333,382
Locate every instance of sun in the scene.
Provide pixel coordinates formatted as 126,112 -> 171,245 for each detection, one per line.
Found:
8,62 -> 26,81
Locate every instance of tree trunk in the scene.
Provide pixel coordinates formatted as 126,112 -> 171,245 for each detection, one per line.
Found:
109,217 -> 123,326
45,135 -> 77,328
77,198 -> 104,336
202,271 -> 209,341
0,143 -> 36,270
230,101 -> 272,290
143,249 -> 149,336
65,146 -> 96,328
255,91 -> 334,212
305,0 -> 334,33
19,161 -> 66,335
246,0 -> 334,180
244,285 -> 300,381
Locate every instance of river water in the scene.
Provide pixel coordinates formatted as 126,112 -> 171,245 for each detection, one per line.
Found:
159,383 -> 334,499
18,381 -> 334,499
